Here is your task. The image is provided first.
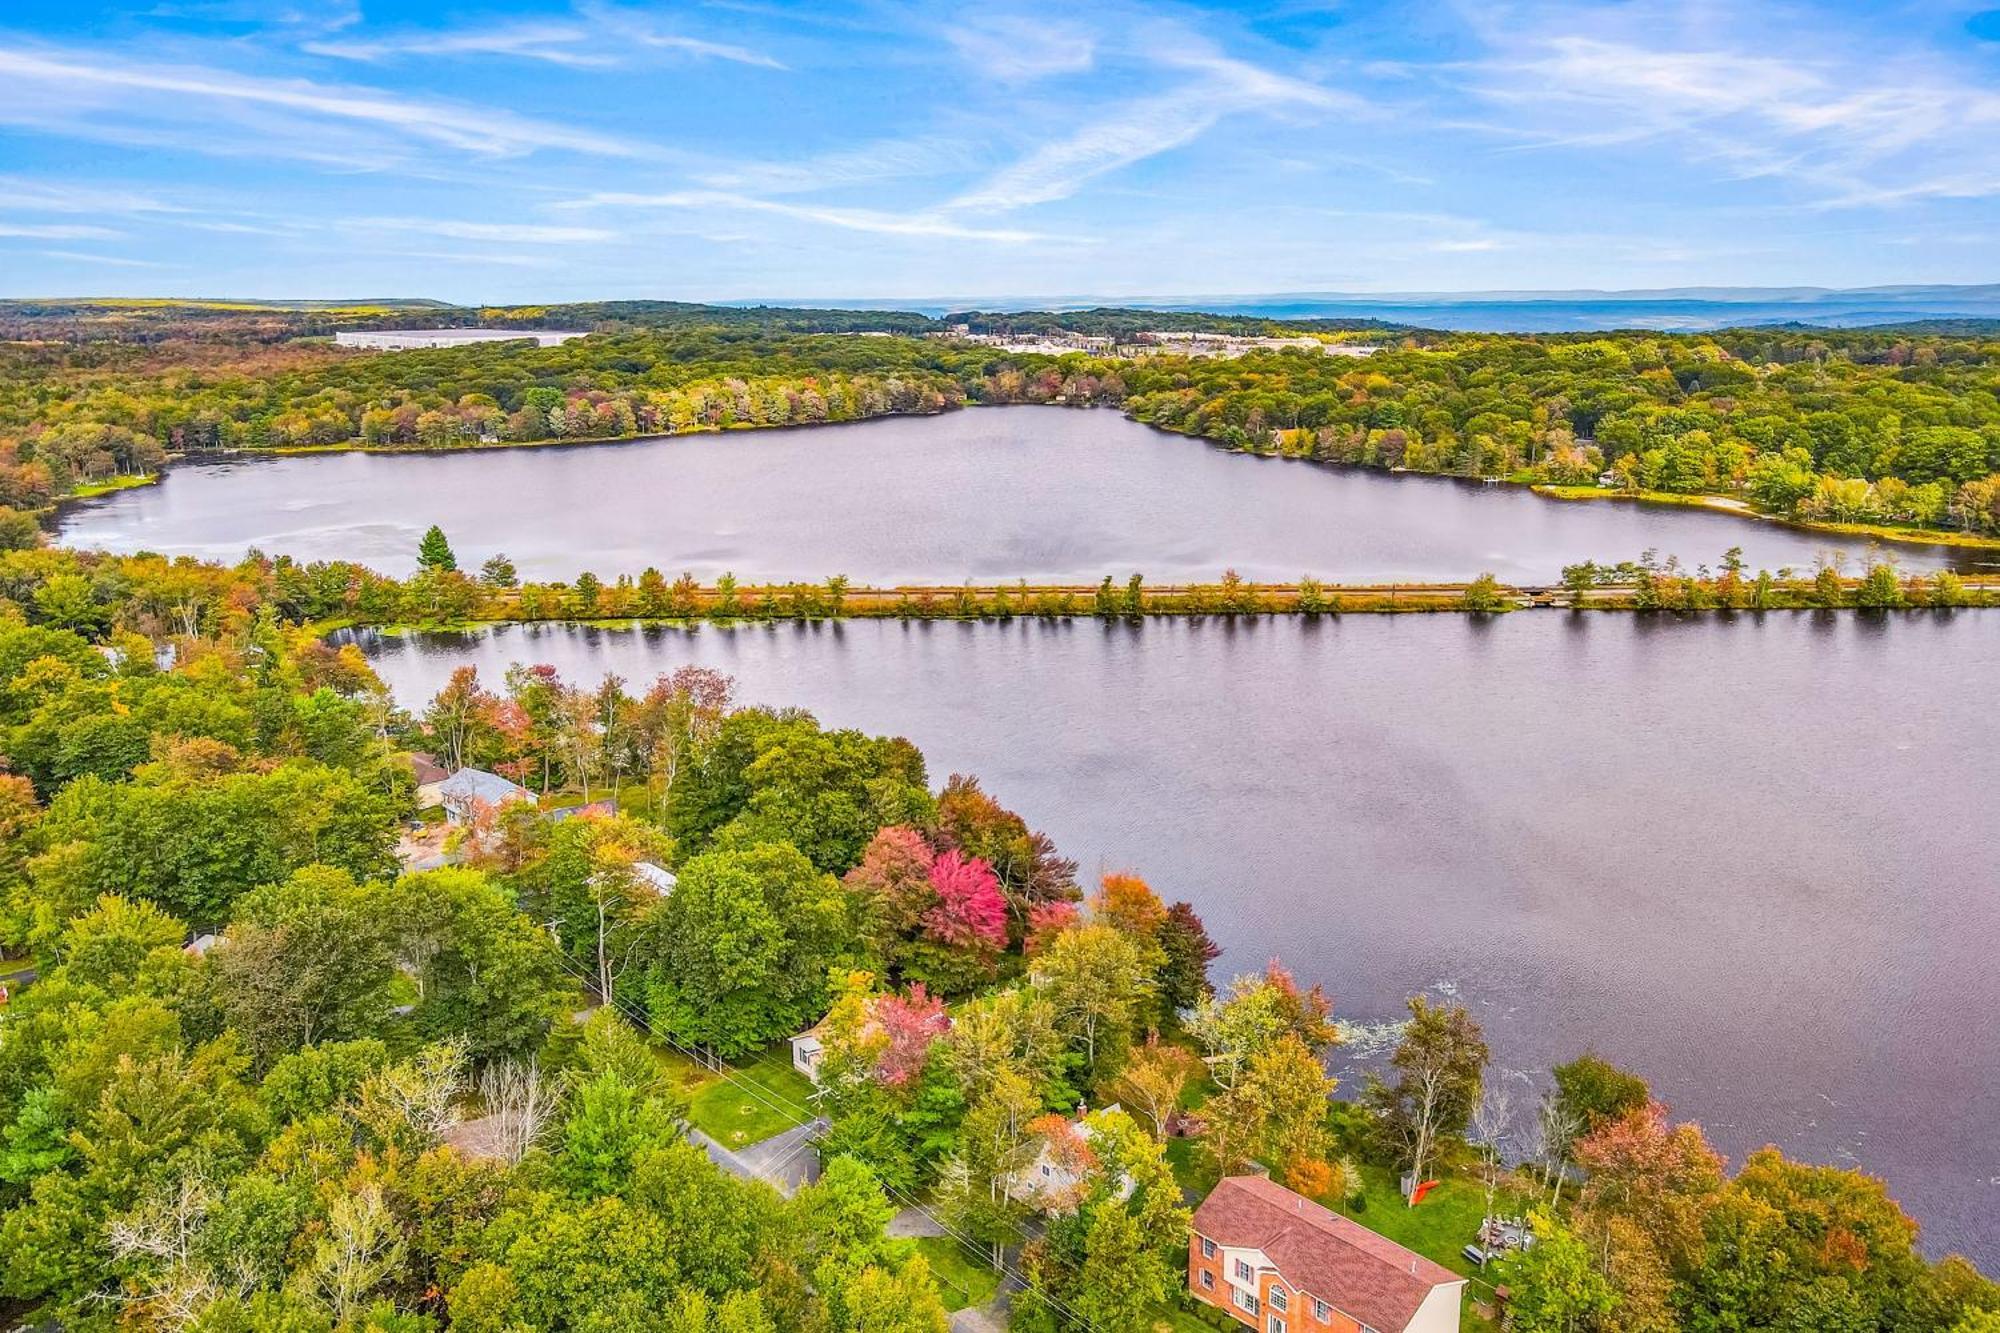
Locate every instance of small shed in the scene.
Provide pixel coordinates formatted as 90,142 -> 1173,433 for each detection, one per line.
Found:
791,1018 -> 831,1083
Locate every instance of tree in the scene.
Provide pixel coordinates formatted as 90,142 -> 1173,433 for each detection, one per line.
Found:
1243,1033 -> 1337,1192
936,1085 -> 1035,1271
1187,963 -> 1336,1091
641,842 -> 852,1057
1155,901 -> 1220,1014
385,868 -> 572,1061
417,525 -> 457,572
210,866 -> 397,1066
1108,1035 -> 1197,1140
562,1069 -> 682,1196
1499,1210 -> 1618,1333
1857,562 -> 1905,609
1365,996 -> 1489,1195
1572,1100 -> 1724,1274
0,505 -> 40,551
1462,571 -> 1503,612
841,1258 -> 950,1333
479,553 -> 518,587
1552,1052 -> 1649,1133
1029,922 -> 1151,1080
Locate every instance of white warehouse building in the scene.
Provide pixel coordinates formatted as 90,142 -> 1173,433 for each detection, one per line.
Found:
334,328 -> 588,351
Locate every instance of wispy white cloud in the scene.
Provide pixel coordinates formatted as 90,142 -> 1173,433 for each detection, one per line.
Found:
694,136 -> 976,195
305,22 -> 624,69
561,190 -> 1067,242
0,44 -> 650,163
1457,9 -> 2000,209
305,4 -> 784,71
32,249 -> 176,268
0,177 -> 185,215
944,29 -> 1352,215
945,14 -> 1096,83
0,222 -> 124,239
353,217 -> 618,243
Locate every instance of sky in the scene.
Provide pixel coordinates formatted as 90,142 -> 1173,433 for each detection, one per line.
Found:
2,0 -> 1999,303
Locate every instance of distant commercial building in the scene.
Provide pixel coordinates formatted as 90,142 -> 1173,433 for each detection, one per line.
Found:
334,328 -> 588,351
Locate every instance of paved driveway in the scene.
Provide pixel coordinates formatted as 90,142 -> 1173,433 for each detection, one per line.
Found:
687,1117 -> 827,1195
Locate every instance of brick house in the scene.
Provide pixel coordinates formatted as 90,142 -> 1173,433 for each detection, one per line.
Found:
1189,1176 -> 1465,1333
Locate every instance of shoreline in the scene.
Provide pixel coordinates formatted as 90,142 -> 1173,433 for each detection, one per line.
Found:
1527,483 -> 2000,553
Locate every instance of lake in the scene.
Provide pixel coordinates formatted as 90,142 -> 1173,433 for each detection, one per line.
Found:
349,610 -> 2000,1268
57,407 -> 1983,583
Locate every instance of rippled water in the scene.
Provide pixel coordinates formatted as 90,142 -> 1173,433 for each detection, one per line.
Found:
349,610 -> 2000,1266
58,408 -> 1984,581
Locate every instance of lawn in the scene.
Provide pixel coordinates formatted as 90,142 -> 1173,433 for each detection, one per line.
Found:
684,1046 -> 818,1148
909,1235 -> 1000,1313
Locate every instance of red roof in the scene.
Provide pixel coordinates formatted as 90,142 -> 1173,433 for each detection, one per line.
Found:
1192,1176 -> 1462,1332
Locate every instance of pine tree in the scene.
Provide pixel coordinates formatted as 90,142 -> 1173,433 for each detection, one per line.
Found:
418,525 -> 457,572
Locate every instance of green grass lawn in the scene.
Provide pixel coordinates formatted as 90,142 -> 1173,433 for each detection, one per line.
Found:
909,1236 -> 1000,1312
684,1046 -> 818,1148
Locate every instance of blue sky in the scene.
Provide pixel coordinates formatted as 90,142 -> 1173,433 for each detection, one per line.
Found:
2,0 -> 1999,303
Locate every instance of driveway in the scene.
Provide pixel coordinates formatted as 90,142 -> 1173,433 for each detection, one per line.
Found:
688,1116 -> 827,1195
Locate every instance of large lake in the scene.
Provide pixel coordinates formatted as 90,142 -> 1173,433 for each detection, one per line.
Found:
350,611 -> 2000,1268
58,408 -> 1985,582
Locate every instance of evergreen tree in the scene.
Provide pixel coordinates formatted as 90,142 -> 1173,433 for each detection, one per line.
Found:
417,524 -> 457,572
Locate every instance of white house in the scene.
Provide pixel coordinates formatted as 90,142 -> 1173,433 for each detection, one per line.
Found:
1005,1104 -> 1135,1211
435,767 -> 536,825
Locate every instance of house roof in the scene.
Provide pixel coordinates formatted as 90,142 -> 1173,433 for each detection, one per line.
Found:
1192,1176 -> 1462,1332
437,767 -> 532,805
408,751 -> 451,787
631,861 -> 677,893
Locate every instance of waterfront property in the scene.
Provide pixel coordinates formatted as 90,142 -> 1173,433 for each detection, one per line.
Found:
333,328 -> 587,350
1190,1176 -> 1465,1332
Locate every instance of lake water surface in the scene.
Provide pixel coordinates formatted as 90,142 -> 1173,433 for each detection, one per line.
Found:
350,611 -> 2000,1267
59,408 -> 1984,582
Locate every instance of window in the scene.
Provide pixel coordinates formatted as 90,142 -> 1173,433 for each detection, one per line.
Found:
1267,1318 -> 1286,1333
1314,1299 -> 1331,1322
1200,1271 -> 1214,1290
1200,1237 -> 1216,1259
1269,1288 -> 1287,1312
1233,1289 -> 1260,1317
1235,1258 -> 1255,1283
1039,1164 -> 1052,1178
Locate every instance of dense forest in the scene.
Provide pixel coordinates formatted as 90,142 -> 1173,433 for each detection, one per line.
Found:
4,307 -> 2000,541
1,538 -> 1997,1332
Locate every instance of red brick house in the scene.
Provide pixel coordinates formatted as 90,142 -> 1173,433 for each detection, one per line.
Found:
1189,1176 -> 1465,1333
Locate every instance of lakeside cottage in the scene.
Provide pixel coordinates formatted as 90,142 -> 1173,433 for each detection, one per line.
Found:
1190,1175 -> 1464,1333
